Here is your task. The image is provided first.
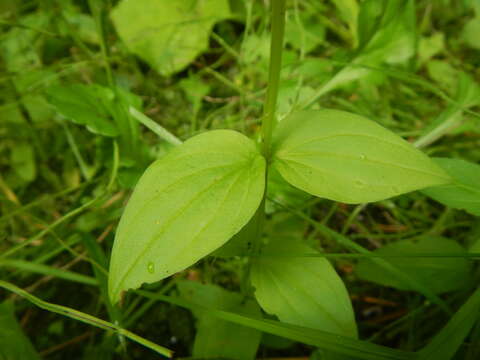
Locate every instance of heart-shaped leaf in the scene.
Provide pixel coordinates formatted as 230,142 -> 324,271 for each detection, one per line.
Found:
271,110 -> 451,203
109,130 -> 265,303
251,238 -> 357,338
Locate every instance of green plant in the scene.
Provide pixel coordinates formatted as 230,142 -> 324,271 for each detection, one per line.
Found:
105,1 -> 475,359
2,0 -> 480,359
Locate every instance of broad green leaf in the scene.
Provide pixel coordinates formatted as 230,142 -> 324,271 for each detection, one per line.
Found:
178,281 -> 261,360
46,84 -> 119,136
251,237 -> 357,338
422,158 -> 480,216
355,236 -> 472,294
418,287 -> 480,360
212,207 -> 260,258
154,292 -> 412,360
111,0 -> 231,76
108,130 -> 265,303
0,302 -> 41,360
271,110 -> 451,203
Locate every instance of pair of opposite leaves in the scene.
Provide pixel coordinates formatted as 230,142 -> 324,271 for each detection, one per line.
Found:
108,109 -> 451,305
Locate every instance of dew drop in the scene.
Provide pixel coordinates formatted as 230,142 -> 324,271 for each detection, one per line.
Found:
359,154 -> 366,160
147,262 -> 155,274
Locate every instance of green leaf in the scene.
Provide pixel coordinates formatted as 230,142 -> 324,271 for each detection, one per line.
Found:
46,84 -> 119,137
462,17 -> 480,50
414,73 -> 480,149
251,237 -> 357,338
108,130 -> 265,303
0,302 -> 41,360
285,13 -> 325,53
426,60 -> 458,93
422,158 -> 480,216
355,236 -> 472,294
304,0 -> 415,103
151,292 -> 413,360
111,0 -> 231,76
271,110 -> 451,203
331,0 -> 359,45
470,237 -> 480,254
418,32 -> 444,66
178,281 -> 262,360
10,142 -> 36,182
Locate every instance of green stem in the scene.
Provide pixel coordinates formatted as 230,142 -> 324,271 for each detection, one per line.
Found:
245,1 -> 287,286
261,0 -> 286,160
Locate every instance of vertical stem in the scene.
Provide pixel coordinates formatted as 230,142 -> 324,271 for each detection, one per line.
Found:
261,0 -> 286,160
247,0 -> 287,265
88,0 -> 114,87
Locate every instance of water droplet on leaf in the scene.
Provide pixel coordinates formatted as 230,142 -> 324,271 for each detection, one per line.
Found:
359,154 -> 366,160
147,262 -> 155,274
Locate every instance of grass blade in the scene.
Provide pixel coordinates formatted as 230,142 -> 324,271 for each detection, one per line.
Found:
0,281 -> 172,358
418,287 -> 480,360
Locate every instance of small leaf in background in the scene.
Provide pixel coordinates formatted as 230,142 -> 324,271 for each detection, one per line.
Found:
111,0 -> 231,76
10,142 -> 36,183
355,236 -> 472,294
422,158 -> 480,216
307,0 -> 415,101
60,5 -> 99,44
271,110 -> 451,204
277,79 -> 317,117
470,237 -> 480,253
179,75 -> 211,131
108,130 -> 265,303
251,237 -> 357,338
414,73 -> 480,148
331,0 -> 359,47
426,60 -> 459,93
462,2 -> 480,50
285,13 -> 325,53
463,19 -> 480,49
179,75 -> 210,112
178,281 -> 262,360
0,302 -> 41,360
418,32 -> 445,66
46,84 -> 119,136
241,33 -> 272,70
